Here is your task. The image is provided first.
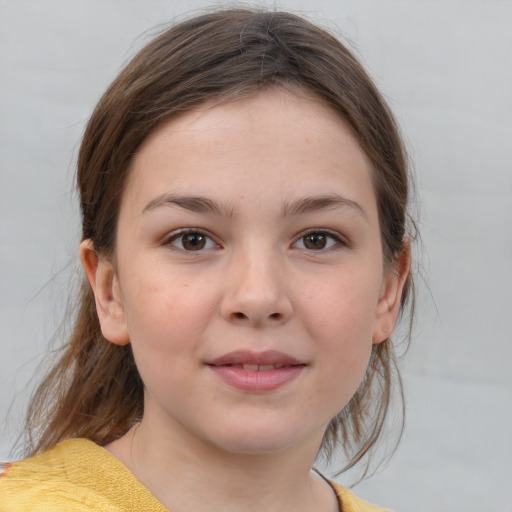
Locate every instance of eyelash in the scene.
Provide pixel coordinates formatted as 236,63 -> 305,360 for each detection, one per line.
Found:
163,228 -> 346,252
293,230 -> 346,251
164,229 -> 219,252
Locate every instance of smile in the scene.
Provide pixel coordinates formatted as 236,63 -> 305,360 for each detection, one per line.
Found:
220,363 -> 291,371
208,349 -> 305,367
206,350 -> 306,392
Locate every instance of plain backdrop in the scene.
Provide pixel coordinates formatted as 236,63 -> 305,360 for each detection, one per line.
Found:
1,1 -> 511,511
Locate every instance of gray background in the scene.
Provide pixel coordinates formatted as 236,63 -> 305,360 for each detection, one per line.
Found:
1,1 -> 511,510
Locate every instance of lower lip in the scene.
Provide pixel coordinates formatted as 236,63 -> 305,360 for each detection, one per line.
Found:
208,365 -> 305,392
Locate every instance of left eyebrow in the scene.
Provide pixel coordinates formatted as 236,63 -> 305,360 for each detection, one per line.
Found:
280,194 -> 368,221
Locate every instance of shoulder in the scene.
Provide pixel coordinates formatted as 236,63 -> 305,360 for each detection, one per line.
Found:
0,439 -> 166,512
329,481 -> 391,512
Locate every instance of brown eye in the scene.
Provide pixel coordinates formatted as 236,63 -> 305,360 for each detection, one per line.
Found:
181,233 -> 206,250
295,231 -> 342,251
169,231 -> 217,251
304,233 -> 327,249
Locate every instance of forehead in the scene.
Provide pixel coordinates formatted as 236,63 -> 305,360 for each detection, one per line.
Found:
137,88 -> 361,154
122,88 -> 377,221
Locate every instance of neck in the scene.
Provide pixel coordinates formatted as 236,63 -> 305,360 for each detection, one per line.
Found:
105,418 -> 338,512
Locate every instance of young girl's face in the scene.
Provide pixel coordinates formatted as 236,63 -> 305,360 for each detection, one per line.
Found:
88,88 -> 405,456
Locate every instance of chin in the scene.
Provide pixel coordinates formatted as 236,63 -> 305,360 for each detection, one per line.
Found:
213,437 -> 300,456
201,421 -> 323,457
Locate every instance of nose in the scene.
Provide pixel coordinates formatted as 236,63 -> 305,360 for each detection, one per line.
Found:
220,249 -> 293,327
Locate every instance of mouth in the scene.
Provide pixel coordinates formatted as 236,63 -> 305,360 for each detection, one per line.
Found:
215,363 -> 298,371
207,349 -> 306,369
206,350 -> 306,392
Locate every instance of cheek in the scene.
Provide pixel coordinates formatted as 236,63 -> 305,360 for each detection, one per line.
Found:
300,271 -> 380,396
120,269 -> 217,358
121,280 -> 206,401
301,268 -> 381,339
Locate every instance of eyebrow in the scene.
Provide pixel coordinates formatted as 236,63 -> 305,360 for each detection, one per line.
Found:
280,194 -> 368,221
141,193 -> 367,221
142,194 -> 235,217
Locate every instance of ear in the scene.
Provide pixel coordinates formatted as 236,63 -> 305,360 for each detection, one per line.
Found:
372,241 -> 411,344
79,239 -> 130,346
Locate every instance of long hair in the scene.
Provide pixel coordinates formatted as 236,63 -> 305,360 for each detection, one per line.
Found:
23,8 -> 415,475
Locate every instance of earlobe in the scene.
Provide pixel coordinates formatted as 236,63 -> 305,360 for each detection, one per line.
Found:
79,239 -> 130,346
372,242 -> 411,344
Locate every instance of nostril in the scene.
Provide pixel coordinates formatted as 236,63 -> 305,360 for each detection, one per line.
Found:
269,312 -> 281,319
234,312 -> 246,319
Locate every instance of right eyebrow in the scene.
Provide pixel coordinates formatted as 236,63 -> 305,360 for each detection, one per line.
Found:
141,194 -> 235,217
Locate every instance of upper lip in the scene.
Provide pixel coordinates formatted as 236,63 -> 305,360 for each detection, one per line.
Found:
208,350 -> 305,367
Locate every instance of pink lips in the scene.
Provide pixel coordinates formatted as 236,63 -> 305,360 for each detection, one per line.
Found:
207,350 -> 306,392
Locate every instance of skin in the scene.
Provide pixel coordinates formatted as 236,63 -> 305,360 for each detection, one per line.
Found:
81,89 -> 409,512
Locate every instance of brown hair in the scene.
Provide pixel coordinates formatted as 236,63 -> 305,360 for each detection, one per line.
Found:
23,8 -> 415,475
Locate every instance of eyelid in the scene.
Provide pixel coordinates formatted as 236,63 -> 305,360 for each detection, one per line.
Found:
292,229 -> 347,250
162,228 -> 221,251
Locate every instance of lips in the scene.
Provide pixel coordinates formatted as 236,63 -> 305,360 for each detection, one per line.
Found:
207,350 -> 306,392
226,363 -> 289,371
208,350 -> 304,367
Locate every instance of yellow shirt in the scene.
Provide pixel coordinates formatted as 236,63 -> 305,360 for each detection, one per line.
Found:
0,439 -> 388,512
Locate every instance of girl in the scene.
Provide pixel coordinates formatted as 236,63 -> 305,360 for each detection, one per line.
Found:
0,8 -> 414,512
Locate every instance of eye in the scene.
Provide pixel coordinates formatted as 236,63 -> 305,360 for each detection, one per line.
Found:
166,230 -> 218,251
294,230 -> 344,251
